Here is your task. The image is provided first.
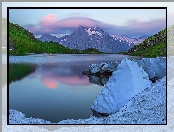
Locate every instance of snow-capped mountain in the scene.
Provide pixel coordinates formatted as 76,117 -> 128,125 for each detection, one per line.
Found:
39,26 -> 135,53
110,35 -> 150,45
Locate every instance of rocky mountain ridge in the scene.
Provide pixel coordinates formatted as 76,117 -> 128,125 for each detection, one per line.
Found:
39,26 -> 135,53
110,34 -> 150,45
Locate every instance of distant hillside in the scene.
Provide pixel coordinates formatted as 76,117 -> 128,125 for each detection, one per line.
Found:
9,22 -> 104,55
167,24 -> 174,56
127,28 -> 166,57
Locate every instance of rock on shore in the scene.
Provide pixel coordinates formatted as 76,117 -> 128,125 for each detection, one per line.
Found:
8,57 -> 166,124
91,58 -> 152,114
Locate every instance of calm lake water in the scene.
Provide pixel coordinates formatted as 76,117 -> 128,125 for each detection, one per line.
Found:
9,54 -> 141,123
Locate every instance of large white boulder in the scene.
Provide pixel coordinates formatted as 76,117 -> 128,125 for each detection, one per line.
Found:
134,57 -> 166,79
91,58 -> 151,114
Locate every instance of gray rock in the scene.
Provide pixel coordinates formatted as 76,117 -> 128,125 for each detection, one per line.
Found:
101,77 -> 109,85
88,61 -> 120,75
89,76 -> 104,86
88,63 -> 105,74
101,62 -> 120,72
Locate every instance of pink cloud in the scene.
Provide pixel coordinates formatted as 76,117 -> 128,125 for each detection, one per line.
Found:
125,18 -> 165,29
106,18 -> 166,36
25,16 -> 109,35
54,17 -> 103,28
39,14 -> 58,28
24,15 -> 166,37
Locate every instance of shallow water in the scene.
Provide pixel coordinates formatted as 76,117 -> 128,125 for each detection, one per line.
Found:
9,54 -> 141,123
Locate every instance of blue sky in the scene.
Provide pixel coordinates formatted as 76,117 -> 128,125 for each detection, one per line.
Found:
3,2 -> 168,38
9,9 -> 166,26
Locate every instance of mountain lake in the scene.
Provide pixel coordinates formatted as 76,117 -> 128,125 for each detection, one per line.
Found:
9,54 -> 141,123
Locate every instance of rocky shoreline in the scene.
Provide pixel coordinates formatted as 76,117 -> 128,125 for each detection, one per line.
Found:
9,57 -> 166,124
83,57 -> 166,84
9,76 -> 166,124
89,57 -> 166,114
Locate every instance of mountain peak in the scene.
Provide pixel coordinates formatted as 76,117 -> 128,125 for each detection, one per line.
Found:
79,25 -> 84,27
40,34 -> 59,42
39,26 -> 134,53
76,26 -> 102,31
77,25 -> 86,29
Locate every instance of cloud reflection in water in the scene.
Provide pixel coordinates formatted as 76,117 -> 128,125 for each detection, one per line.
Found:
28,64 -> 91,89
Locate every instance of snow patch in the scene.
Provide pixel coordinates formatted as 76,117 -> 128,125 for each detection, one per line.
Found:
86,28 -> 102,36
9,109 -> 52,124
